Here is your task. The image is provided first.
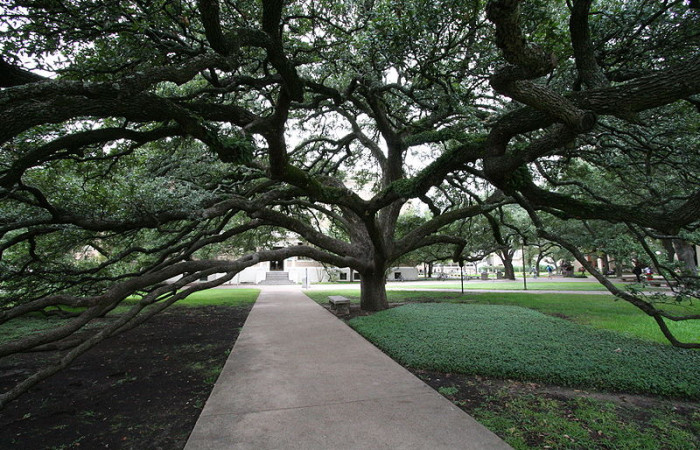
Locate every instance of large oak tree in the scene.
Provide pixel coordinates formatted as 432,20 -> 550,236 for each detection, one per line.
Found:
1,0 -> 699,407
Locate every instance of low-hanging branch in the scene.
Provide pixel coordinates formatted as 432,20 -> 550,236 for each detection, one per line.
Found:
516,194 -> 699,349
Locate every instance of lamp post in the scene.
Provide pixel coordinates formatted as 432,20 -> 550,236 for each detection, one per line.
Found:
522,241 -> 528,291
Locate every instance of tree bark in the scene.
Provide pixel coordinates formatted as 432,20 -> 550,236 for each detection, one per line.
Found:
661,239 -> 676,262
360,269 -> 389,311
498,249 -> 516,280
601,253 -> 610,274
672,239 -> 698,274
608,254 -> 623,277
535,252 -> 544,276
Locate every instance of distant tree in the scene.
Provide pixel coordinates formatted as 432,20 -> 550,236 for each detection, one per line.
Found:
483,207 -> 524,280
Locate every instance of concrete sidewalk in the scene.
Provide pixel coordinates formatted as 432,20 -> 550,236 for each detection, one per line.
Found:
185,287 -> 510,449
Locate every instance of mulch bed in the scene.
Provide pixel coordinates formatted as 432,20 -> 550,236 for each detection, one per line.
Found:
0,305 -> 252,450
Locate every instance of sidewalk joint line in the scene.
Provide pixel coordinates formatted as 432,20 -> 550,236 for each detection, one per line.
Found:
199,391 -> 437,418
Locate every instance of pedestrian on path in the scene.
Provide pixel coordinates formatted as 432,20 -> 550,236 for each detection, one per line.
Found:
632,260 -> 643,282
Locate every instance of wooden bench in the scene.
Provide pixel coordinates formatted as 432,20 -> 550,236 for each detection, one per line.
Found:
621,275 -> 678,288
328,295 -> 351,315
647,279 -> 679,288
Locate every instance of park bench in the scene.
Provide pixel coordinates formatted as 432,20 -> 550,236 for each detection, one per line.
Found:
647,279 -> 679,288
328,295 -> 351,315
620,274 -> 678,288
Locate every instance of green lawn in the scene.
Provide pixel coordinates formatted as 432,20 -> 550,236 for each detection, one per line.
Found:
305,289 -> 700,345
348,303 -> 700,398
409,280 -> 621,291
125,288 -> 260,307
462,291 -> 699,345
0,288 -> 260,343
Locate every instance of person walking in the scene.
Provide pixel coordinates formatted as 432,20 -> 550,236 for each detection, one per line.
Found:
632,260 -> 643,282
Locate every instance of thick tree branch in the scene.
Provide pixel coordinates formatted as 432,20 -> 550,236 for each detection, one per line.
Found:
0,56 -> 46,87
0,125 -> 185,189
394,196 -> 508,258
516,194 -> 699,349
569,0 -> 610,89
197,0 -> 231,55
487,0 -> 596,132
261,0 -> 303,101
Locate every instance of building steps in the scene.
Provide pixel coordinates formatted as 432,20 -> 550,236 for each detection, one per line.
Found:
258,271 -> 295,285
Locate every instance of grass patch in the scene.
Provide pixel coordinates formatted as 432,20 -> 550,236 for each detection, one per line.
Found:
458,291 -> 700,345
473,391 -> 699,449
305,289 -> 700,344
0,289 -> 259,344
305,290 -> 362,304
348,303 -> 700,398
125,288 -> 260,307
169,288 -> 259,307
188,360 -> 224,384
305,289 -> 466,305
410,281 -> 620,291
0,316 -> 66,343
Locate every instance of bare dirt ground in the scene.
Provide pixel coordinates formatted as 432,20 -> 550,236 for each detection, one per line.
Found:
0,305 -> 252,450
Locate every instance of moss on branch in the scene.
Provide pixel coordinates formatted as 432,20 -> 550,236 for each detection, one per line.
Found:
281,164 -> 359,208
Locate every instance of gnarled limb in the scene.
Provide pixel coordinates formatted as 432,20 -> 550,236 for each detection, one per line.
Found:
516,194 -> 699,349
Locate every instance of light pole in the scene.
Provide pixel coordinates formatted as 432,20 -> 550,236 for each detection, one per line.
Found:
522,241 -> 528,291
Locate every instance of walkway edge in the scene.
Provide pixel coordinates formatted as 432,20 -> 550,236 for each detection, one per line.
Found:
185,286 -> 511,449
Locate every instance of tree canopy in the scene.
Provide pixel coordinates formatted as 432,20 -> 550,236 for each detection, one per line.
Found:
1,0 -> 699,407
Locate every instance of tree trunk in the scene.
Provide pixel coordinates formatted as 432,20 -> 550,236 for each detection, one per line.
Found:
609,254 -> 623,276
427,261 -> 433,278
360,269 -> 389,311
601,253 -> 610,274
499,250 -> 516,280
535,253 -> 544,276
661,239 -> 676,262
672,239 -> 698,274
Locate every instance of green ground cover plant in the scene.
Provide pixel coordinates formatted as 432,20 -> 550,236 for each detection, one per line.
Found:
348,303 -> 700,398
306,290 -> 699,344
311,289 -> 699,447
470,391 -> 699,449
0,316 -> 63,344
